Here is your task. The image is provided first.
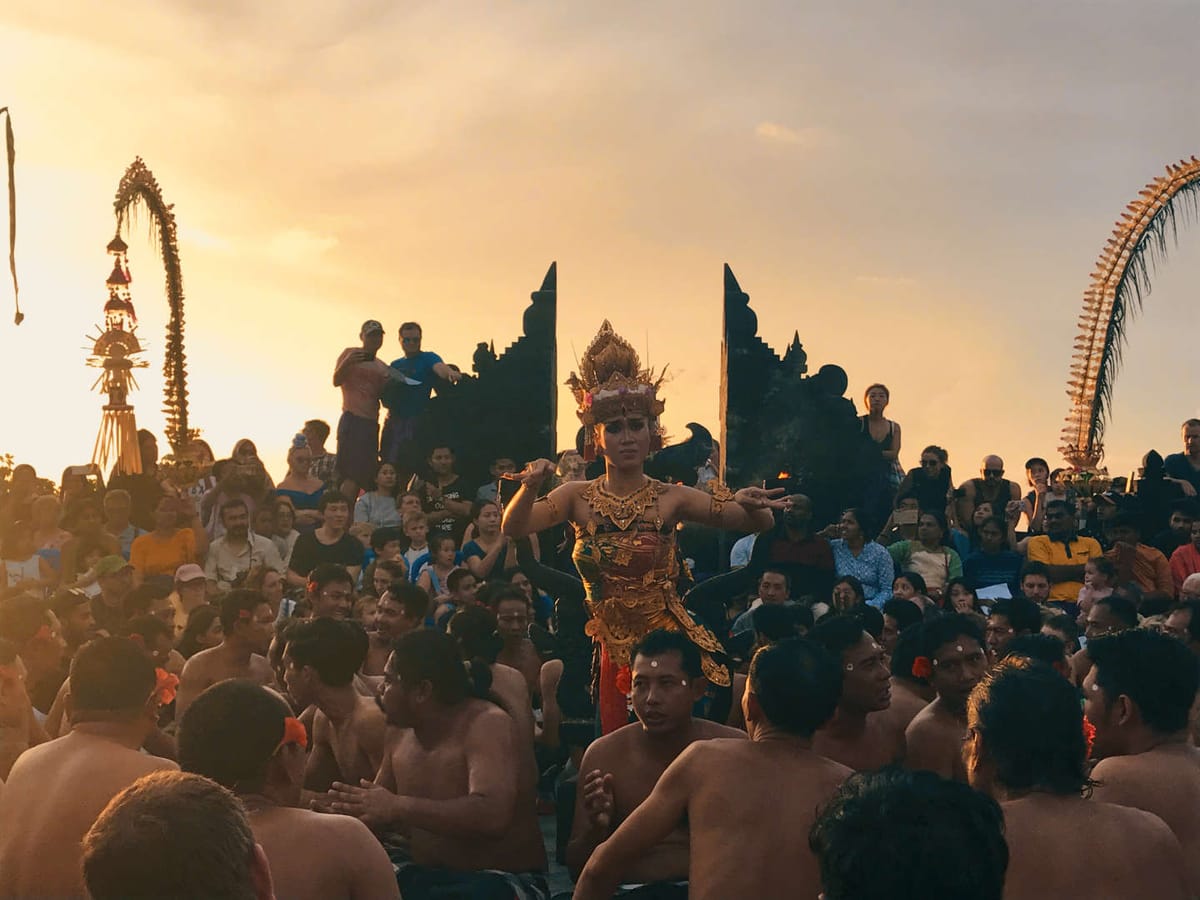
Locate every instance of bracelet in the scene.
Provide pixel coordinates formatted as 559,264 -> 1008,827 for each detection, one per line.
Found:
708,483 -> 736,524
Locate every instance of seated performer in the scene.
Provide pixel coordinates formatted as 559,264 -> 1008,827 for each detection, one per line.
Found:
176,589 -> 276,719
1085,630 -> 1200,896
573,638 -> 850,900
179,679 -> 398,900
0,637 -> 177,899
904,614 -> 988,781
966,656 -> 1189,899
567,630 -> 745,891
282,617 -> 386,791
502,320 -> 786,732
325,629 -> 547,899
810,615 -> 906,769
82,770 -> 276,900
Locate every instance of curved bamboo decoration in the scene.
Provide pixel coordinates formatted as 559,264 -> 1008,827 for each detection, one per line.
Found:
112,158 -> 189,454
1060,157 -> 1200,470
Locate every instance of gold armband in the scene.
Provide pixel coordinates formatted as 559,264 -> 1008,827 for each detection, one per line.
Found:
708,483 -> 736,524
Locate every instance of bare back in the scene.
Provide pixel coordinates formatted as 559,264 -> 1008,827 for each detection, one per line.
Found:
0,732 -> 176,899
1090,744 -> 1200,895
247,804 -> 399,900
1003,794 -> 1188,900
814,710 -> 906,771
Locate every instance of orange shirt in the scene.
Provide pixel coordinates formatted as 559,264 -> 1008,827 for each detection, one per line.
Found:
130,529 -> 196,579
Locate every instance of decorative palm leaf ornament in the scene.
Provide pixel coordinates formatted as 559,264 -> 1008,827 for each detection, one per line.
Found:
112,158 -> 190,454
0,107 -> 20,325
1060,157 -> 1200,470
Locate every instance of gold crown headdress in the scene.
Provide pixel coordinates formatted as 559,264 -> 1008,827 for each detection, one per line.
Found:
567,321 -> 666,458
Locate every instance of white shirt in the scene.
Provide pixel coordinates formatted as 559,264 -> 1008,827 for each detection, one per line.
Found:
204,532 -> 285,589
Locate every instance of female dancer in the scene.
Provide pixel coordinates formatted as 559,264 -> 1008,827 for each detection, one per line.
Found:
503,320 -> 786,732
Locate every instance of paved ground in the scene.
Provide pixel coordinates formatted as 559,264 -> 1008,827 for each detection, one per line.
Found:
540,808 -> 575,897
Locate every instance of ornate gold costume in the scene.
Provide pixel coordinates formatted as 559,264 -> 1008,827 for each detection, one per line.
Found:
572,476 -> 730,688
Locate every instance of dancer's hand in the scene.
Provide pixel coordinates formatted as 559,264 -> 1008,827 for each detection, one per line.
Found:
733,486 -> 789,511
581,768 -> 615,831
508,459 -> 556,490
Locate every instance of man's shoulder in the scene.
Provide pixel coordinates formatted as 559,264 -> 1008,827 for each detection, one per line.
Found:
181,645 -> 220,674
691,719 -> 748,741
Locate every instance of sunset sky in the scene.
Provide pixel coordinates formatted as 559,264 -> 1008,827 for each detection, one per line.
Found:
1,1 -> 1197,491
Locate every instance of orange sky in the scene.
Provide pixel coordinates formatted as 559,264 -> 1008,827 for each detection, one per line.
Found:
1,2 -> 1197,491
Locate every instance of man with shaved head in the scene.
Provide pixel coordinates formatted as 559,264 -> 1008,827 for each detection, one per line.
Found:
958,456 -> 1022,531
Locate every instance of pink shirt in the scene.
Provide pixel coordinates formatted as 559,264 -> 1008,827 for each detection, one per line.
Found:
336,348 -> 390,420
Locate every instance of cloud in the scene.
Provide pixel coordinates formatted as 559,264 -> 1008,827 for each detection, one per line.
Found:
754,121 -> 827,147
265,228 -> 339,264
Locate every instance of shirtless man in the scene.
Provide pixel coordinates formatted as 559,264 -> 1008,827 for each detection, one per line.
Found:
491,585 -> 542,697
179,679 -> 398,900
363,582 -> 426,680
811,616 -> 905,769
283,617 -> 386,791
904,614 -> 987,781
82,770 -> 275,900
1068,593 -> 1138,686
811,768 -> 1008,899
1084,629 -> 1200,895
966,656 -> 1189,899
574,638 -> 851,900
333,320 -> 392,499
0,637 -> 177,898
326,629 -> 548,899
567,630 -> 745,890
447,605 -> 538,781
176,589 -> 275,719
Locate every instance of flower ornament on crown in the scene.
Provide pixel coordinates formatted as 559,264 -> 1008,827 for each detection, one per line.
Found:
567,320 -> 667,461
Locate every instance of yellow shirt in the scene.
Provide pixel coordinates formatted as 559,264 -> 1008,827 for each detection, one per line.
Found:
1026,534 -> 1104,601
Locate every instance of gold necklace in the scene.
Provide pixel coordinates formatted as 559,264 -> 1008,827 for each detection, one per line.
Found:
583,477 -> 664,532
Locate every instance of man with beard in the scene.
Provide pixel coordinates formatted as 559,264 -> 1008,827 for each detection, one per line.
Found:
748,494 -> 835,603
810,616 -> 905,770
1085,629 -> 1200,896
966,657 -> 1188,899
363,582 -> 426,680
175,589 -> 275,719
91,555 -> 134,637
284,617 -> 386,793
204,498 -> 284,592
325,629 -> 547,899
51,589 -> 97,660
904,614 -> 988,781
566,630 -> 745,892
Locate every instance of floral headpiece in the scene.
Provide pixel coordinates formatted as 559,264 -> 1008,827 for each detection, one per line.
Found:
567,321 -> 666,459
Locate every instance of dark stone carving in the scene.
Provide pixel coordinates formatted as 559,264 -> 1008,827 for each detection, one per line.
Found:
719,264 -> 871,526
415,263 -> 558,487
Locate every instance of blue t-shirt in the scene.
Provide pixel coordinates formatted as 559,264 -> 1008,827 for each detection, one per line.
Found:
382,352 -> 443,418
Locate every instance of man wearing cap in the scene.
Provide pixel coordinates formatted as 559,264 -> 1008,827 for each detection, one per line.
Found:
91,556 -> 134,636
380,321 -> 460,474
203,498 -> 284,593
332,320 -> 393,499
